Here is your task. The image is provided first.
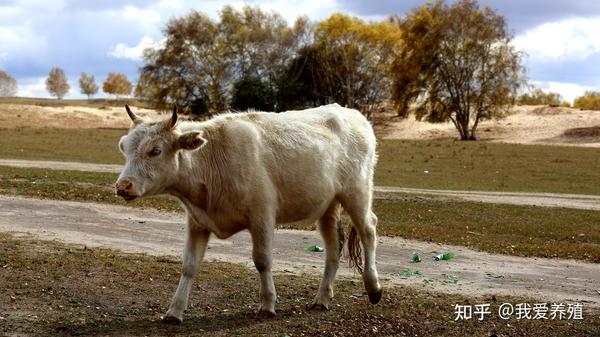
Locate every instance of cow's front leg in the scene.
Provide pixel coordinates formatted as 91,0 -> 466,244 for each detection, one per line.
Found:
250,225 -> 277,317
163,224 -> 210,324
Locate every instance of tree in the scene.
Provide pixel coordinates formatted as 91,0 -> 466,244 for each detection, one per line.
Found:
312,14 -> 402,119
103,72 -> 132,98
517,86 -> 562,106
391,0 -> 524,140
79,72 -> 99,99
219,5 -> 311,83
230,75 -> 275,111
0,70 -> 17,97
274,46 -> 333,111
46,67 -> 70,99
138,6 -> 310,116
139,11 -> 228,114
573,91 -> 600,111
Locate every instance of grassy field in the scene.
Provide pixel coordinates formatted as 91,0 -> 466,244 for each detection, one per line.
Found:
376,139 -> 600,195
2,233 -> 598,337
2,127 -> 600,194
2,165 -> 599,262
0,127 -> 125,164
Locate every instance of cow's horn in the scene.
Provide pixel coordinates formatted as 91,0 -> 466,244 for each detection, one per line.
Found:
171,105 -> 178,128
125,105 -> 142,124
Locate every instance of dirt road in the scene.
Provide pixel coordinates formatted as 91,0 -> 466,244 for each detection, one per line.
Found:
3,158 -> 600,210
1,195 -> 598,308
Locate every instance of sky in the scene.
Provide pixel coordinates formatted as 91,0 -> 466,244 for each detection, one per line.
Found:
1,0 -> 599,103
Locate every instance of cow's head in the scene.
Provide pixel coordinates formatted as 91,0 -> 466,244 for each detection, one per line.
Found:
115,105 -> 207,201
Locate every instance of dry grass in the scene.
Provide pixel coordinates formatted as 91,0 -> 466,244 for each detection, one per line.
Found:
376,139 -> 600,195
0,127 -> 125,164
2,233 -> 598,336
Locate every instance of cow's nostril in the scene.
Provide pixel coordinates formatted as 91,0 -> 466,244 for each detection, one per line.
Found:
116,179 -> 133,192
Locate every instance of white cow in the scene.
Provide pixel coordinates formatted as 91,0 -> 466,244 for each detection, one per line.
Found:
115,104 -> 382,324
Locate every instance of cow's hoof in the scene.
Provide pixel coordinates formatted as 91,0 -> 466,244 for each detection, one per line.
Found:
307,302 -> 329,311
368,289 -> 382,304
162,314 -> 182,325
256,309 -> 276,320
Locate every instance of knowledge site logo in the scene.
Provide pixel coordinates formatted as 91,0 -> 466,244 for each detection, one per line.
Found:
454,303 -> 584,321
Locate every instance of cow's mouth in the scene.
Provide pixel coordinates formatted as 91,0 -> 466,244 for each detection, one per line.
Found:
122,194 -> 137,201
116,189 -> 138,201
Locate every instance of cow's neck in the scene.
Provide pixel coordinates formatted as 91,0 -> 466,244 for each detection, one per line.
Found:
166,149 -> 243,239
167,151 -> 208,208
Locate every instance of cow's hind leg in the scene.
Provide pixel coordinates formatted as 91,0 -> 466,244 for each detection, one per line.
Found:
250,222 -> 277,318
309,201 -> 341,310
164,222 -> 210,324
340,189 -> 382,304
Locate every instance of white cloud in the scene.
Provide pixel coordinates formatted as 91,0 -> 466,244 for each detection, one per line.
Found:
531,80 -> 599,104
513,17 -> 600,62
156,0 -> 183,10
111,5 -> 161,28
0,23 -> 47,57
109,36 -> 164,61
17,77 -> 49,98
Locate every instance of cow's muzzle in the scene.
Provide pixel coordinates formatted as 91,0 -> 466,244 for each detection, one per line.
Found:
115,179 -> 137,201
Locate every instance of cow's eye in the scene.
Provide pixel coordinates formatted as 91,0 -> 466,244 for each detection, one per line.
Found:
149,148 -> 162,157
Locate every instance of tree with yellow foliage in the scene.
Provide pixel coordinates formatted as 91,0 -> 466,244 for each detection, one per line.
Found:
79,72 -> 99,99
46,67 -> 70,99
518,86 -> 563,106
573,91 -> 600,111
391,0 -> 524,140
313,14 -> 401,119
103,72 -> 132,99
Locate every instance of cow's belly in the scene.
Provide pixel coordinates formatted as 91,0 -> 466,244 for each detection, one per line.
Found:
275,185 -> 337,224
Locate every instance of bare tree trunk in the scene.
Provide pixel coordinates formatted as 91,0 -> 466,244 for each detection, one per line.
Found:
469,112 -> 481,140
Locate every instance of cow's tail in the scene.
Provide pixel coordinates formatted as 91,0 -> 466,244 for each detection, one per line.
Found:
344,222 -> 364,274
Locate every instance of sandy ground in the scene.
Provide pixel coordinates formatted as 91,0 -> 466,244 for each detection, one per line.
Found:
0,103 -> 158,129
3,158 -> 600,211
377,105 -> 600,147
1,195 -> 598,308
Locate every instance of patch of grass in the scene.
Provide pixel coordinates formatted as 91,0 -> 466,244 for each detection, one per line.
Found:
0,165 -> 180,212
2,165 -> 599,262
0,127 -> 125,164
1,233 -> 598,337
376,139 -> 600,195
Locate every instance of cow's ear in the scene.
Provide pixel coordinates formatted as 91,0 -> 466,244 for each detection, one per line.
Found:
118,135 -> 127,154
176,132 -> 206,151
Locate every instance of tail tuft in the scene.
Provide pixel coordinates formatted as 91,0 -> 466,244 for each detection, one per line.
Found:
347,226 -> 363,274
